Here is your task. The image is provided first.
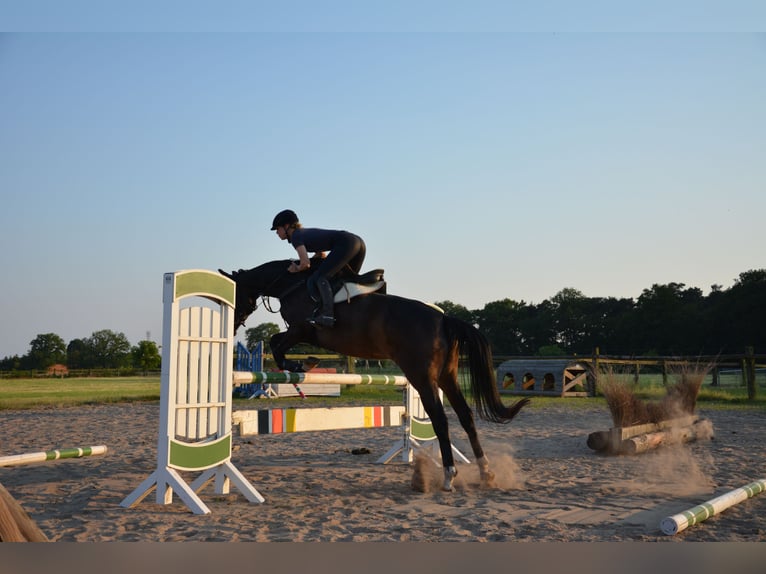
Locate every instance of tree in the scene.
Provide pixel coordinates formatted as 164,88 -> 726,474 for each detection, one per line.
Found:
474,298 -> 528,355
713,269 -> 766,353
634,283 -> 704,355
517,299 -> 557,355
66,338 -> 90,369
591,296 -> 635,355
85,330 -> 132,368
26,333 -> 67,370
433,300 -> 474,324
0,355 -> 22,371
245,323 -> 281,354
132,340 -> 161,373
548,288 -> 590,353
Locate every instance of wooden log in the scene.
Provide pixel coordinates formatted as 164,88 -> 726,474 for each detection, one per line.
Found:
586,430 -> 611,452
587,416 -> 707,455
620,420 -> 705,455
614,415 -> 698,441
620,430 -> 669,455
0,482 -> 49,542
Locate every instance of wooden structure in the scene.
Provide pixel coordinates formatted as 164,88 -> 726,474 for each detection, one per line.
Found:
493,346 -> 764,402
121,270 -> 264,515
496,359 -> 591,397
45,364 -> 69,377
586,416 -> 712,455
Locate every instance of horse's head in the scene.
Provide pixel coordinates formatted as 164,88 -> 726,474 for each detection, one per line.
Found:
218,268 -> 255,332
219,259 -> 312,332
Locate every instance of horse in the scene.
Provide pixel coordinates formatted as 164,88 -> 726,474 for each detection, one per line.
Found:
220,257 -> 530,491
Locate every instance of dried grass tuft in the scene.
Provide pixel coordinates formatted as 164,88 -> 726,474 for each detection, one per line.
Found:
598,364 -> 709,427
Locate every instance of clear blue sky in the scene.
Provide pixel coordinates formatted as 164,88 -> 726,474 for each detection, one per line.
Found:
1,3 -> 765,357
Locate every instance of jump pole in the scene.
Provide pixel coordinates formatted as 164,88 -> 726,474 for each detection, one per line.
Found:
0,445 -> 107,468
233,371 -> 409,387
660,478 -> 766,535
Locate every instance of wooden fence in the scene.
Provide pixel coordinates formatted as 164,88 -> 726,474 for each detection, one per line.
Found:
493,346 -> 764,400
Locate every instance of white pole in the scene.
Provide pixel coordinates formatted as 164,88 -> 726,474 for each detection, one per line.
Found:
0,445 -> 107,468
661,478 -> 766,535
233,371 -> 408,386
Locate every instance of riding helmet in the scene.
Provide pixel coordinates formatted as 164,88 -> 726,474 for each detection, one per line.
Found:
271,209 -> 299,230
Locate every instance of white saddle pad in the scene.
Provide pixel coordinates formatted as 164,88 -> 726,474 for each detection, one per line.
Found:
334,281 -> 385,303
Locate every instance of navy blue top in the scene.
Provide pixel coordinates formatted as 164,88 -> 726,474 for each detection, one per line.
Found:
290,228 -> 345,253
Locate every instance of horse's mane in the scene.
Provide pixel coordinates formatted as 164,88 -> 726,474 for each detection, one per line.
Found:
232,255 -> 326,291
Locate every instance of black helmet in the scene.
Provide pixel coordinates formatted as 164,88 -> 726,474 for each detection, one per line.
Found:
271,209 -> 299,230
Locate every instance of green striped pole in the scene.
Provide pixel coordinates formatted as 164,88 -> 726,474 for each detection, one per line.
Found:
661,478 -> 766,535
0,445 -> 107,468
233,371 -> 408,387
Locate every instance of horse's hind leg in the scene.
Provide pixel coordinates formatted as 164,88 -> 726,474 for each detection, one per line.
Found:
440,381 -> 495,487
413,382 -> 458,492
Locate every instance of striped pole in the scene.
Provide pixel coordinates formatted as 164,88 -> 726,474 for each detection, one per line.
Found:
660,478 -> 766,535
233,371 -> 409,387
0,445 -> 108,468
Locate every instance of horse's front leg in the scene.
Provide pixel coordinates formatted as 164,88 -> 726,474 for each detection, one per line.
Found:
270,330 -> 307,372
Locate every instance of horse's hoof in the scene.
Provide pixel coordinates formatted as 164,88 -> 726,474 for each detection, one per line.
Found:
303,356 -> 321,370
441,466 -> 458,491
480,471 -> 496,488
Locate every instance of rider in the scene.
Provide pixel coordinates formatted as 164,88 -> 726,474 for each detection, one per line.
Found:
271,209 -> 366,327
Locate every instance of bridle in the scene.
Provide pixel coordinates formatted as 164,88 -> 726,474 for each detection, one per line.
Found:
243,267 -> 307,316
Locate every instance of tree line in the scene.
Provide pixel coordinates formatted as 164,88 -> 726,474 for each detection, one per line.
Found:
245,269 -> 765,358
0,330 -> 161,373
4,269 -> 764,373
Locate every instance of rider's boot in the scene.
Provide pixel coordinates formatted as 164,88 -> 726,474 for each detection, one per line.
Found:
309,277 -> 335,327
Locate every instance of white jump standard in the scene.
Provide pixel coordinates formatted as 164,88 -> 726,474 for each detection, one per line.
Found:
121,270 -> 264,515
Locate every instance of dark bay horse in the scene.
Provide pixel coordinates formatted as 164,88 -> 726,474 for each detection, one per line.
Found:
220,258 -> 530,491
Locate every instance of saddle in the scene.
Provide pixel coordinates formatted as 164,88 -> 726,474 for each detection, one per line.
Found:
328,269 -> 386,303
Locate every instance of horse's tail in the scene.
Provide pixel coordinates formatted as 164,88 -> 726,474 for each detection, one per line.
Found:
443,316 -> 530,423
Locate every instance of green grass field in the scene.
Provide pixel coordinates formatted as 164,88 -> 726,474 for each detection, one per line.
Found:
0,373 -> 763,411
0,376 -> 410,410
0,377 -> 161,409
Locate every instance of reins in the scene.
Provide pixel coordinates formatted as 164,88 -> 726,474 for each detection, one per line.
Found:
253,268 -> 307,315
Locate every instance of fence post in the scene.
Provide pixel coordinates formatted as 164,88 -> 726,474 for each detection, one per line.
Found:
590,347 -> 600,396
745,346 -> 756,401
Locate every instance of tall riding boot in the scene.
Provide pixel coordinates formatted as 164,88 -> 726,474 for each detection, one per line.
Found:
309,277 -> 335,327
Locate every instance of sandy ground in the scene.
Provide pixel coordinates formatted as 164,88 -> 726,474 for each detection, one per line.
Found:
1,397 -> 764,542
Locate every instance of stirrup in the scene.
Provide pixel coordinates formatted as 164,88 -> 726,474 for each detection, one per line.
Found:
308,315 -> 335,327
